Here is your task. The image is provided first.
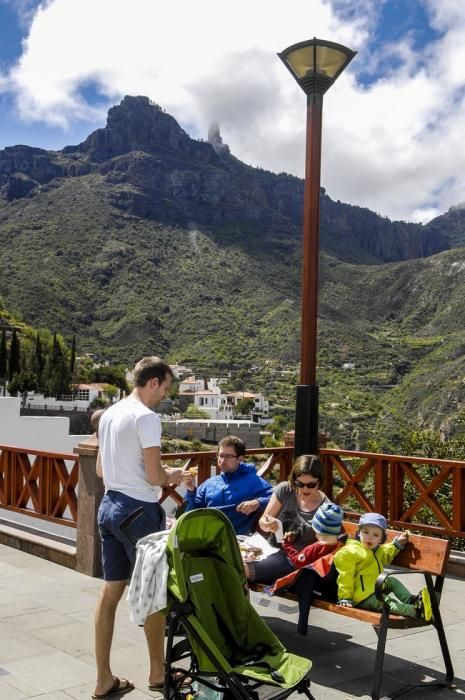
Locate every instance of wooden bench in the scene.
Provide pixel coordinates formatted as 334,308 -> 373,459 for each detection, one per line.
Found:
250,521 -> 455,700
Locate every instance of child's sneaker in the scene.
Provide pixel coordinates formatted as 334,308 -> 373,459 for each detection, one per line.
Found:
415,587 -> 432,621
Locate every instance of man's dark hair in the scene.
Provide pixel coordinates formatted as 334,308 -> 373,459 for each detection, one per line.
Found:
218,435 -> 246,457
90,408 -> 106,435
133,356 -> 174,387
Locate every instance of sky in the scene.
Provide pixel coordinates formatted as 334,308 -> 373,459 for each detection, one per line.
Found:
0,0 -> 464,223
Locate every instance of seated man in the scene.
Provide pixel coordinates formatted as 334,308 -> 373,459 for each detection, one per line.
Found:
182,435 -> 272,535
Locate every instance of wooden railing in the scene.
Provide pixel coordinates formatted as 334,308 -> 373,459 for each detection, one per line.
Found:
321,449 -> 465,539
2,443 -> 465,541
0,443 -> 79,527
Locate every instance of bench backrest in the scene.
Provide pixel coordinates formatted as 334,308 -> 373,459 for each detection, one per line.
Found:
342,521 -> 451,577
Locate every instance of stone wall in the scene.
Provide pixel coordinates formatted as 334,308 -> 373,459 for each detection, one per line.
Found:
162,419 -> 261,448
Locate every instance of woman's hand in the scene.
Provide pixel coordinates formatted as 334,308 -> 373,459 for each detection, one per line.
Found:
260,514 -> 280,533
283,530 -> 297,543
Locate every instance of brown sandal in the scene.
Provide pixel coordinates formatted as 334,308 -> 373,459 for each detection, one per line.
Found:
92,676 -> 134,699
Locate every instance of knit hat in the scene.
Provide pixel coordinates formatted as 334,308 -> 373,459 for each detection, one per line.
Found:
359,512 -> 387,531
311,503 -> 343,536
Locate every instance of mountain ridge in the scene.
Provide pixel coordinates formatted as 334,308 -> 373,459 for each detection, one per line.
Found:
1,95 -> 465,449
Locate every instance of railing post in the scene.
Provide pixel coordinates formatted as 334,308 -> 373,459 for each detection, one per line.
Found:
74,435 -> 104,577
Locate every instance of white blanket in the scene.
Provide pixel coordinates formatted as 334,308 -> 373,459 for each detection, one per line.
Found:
127,530 -> 169,625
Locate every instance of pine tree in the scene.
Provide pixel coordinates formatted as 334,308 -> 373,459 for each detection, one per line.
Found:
46,333 -> 71,398
70,334 -> 76,376
8,330 -> 20,381
32,332 -> 45,392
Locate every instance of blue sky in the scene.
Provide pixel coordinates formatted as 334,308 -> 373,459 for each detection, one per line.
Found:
0,0 -> 464,223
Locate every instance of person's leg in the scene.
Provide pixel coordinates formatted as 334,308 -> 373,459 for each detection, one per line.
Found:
290,569 -> 317,635
383,577 -> 417,617
357,592 -> 383,612
358,586 -> 417,617
94,580 -> 127,696
384,576 -> 414,603
144,611 -> 166,687
246,550 -> 294,584
94,492 -> 133,696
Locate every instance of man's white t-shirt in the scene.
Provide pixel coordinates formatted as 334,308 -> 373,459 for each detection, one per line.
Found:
99,395 -> 162,502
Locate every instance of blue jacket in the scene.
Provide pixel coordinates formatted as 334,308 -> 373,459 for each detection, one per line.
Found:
184,462 -> 273,535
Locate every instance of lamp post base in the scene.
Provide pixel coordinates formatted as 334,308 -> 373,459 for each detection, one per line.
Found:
294,384 -> 319,457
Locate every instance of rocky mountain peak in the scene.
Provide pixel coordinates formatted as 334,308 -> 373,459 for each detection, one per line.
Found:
74,95 -> 192,161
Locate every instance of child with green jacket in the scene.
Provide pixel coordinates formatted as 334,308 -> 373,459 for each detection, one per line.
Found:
334,512 -> 432,620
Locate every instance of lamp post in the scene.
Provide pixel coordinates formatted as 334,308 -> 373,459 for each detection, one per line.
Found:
278,38 -> 356,457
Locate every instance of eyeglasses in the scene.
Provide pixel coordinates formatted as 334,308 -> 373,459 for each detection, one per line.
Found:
294,479 -> 319,489
218,453 -> 239,461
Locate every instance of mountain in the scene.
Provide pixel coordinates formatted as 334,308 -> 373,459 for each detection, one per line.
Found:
1,95 -> 465,449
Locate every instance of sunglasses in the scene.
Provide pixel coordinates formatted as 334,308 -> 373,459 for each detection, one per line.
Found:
293,479 -> 319,489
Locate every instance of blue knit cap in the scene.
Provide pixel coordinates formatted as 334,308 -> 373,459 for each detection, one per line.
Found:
359,512 -> 387,531
311,502 -> 343,535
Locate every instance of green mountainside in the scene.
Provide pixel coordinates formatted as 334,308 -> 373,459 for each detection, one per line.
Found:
1,95 -> 465,450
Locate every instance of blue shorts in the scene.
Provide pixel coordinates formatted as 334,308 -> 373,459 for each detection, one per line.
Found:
98,490 -> 166,581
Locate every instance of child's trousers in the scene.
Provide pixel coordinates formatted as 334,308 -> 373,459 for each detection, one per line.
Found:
357,577 -> 416,617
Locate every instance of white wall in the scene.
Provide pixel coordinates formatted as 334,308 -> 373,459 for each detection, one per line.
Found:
0,397 -> 90,454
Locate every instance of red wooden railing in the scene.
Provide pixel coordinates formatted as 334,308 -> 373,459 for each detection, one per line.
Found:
321,449 -> 465,539
1,443 -> 465,540
0,444 -> 79,527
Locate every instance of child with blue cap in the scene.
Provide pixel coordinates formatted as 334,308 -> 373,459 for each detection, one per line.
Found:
334,512 -> 432,620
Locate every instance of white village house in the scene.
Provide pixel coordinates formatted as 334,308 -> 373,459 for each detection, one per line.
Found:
178,376 -> 269,422
24,383 -> 119,411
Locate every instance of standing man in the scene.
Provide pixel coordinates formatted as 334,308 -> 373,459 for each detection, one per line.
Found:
182,435 -> 272,535
93,356 -> 183,700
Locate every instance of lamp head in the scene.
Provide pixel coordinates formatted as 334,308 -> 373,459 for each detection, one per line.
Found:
278,37 -> 356,98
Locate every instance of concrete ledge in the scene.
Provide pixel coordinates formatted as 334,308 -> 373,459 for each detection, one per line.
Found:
0,522 -> 76,571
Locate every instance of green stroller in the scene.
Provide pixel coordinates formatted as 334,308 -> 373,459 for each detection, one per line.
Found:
164,508 -> 314,699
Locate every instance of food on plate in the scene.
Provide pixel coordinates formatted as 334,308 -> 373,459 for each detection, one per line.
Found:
239,543 -> 263,561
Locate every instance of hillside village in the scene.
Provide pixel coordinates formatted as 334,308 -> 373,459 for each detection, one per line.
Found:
176,374 -> 269,422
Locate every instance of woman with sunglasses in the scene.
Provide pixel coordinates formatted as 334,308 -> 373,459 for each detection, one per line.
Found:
245,454 -> 330,583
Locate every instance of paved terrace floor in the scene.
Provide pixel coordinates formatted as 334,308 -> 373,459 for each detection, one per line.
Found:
0,543 -> 464,700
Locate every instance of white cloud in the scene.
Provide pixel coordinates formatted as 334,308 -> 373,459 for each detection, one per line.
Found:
1,0 -> 465,222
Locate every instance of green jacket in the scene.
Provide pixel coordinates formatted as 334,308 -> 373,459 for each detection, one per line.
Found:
334,537 -> 401,604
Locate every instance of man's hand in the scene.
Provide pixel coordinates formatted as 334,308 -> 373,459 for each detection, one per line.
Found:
236,499 -> 260,514
181,466 -> 198,492
338,600 -> 353,608
163,466 -> 184,484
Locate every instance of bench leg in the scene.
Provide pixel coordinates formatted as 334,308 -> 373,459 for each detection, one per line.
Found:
427,577 -> 454,685
371,607 -> 389,700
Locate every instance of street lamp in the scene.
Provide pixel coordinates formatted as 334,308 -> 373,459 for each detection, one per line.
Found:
278,38 -> 356,457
